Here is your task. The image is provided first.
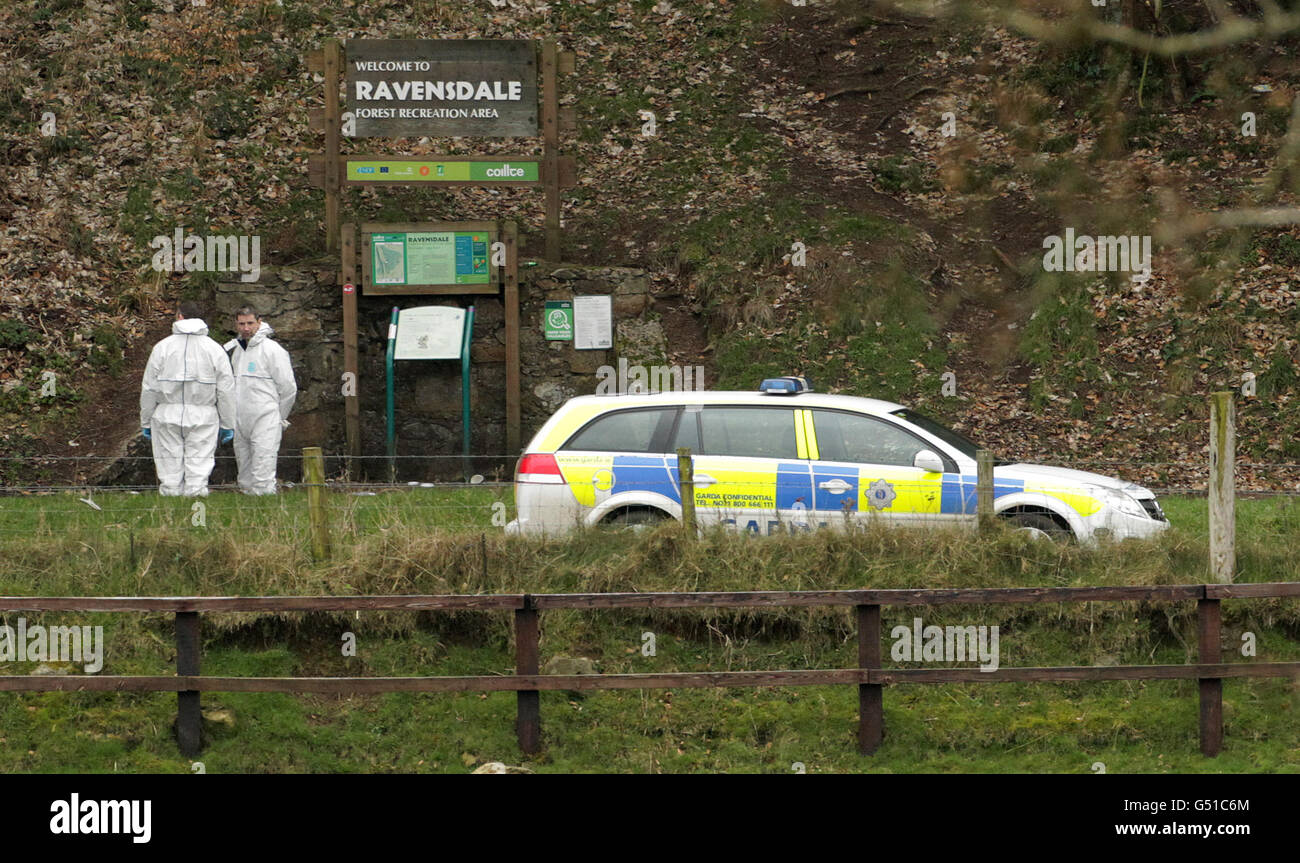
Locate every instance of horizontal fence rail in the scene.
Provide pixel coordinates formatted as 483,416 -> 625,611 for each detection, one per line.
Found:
1,584 -> 1297,758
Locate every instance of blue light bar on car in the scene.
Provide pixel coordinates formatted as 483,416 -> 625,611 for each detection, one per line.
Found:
759,376 -> 813,394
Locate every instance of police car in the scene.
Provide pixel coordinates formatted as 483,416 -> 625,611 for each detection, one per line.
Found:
505,377 -> 1169,544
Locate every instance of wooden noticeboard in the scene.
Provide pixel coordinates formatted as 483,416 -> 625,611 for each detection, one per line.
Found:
340,220 -> 521,468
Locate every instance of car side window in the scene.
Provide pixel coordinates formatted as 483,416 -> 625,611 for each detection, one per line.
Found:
565,408 -> 676,453
812,410 -> 931,467
700,407 -> 798,459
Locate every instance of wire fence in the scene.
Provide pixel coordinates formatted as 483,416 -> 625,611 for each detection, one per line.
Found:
1,447 -> 1298,544
5,451 -> 1300,497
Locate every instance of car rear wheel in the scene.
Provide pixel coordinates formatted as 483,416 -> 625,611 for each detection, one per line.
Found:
606,508 -> 670,529
1005,511 -> 1071,542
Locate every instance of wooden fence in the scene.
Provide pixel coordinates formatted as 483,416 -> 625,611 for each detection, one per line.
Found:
3,583 -> 1298,759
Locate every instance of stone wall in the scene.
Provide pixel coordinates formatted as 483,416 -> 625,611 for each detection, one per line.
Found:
209,259 -> 666,482
213,257 -> 344,472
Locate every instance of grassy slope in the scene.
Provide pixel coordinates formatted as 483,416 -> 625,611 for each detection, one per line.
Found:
0,491 -> 1297,773
6,1 -> 1299,489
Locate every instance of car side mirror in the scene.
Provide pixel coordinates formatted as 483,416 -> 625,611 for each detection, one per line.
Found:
913,450 -> 945,473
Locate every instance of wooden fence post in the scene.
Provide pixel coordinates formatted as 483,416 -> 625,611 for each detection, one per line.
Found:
503,221 -> 521,455
1198,597 -> 1223,757
1209,392 -> 1235,584
341,222 -> 360,469
176,611 -> 201,757
857,604 -> 883,755
304,446 -> 331,562
515,596 -> 541,755
541,39 -> 560,261
323,40 -> 341,252
677,447 -> 696,536
976,449 -> 994,533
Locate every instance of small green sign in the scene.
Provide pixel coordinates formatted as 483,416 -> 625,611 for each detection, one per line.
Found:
347,160 -> 539,182
544,300 -> 573,341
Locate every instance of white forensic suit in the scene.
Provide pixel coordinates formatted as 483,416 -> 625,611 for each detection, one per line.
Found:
140,318 -> 236,496
224,322 -> 297,495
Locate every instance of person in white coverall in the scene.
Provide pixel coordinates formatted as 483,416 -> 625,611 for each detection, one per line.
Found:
139,302 -> 236,496
223,307 -> 297,495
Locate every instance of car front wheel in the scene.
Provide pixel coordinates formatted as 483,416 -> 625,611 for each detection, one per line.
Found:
1004,511 -> 1072,542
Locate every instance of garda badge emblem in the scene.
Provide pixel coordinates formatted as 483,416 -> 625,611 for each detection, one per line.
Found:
866,478 -> 897,510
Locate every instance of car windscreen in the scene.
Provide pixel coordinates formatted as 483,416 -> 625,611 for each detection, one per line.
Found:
890,410 -> 985,461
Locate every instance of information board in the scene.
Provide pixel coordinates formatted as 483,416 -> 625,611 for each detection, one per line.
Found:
573,295 -> 612,350
393,306 -> 467,360
370,231 -> 490,287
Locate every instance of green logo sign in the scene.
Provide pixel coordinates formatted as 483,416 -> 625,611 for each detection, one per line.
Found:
544,301 -> 573,341
347,160 -> 539,182
469,161 -> 539,181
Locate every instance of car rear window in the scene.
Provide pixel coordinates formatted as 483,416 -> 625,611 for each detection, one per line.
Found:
563,408 -> 677,453
699,407 -> 798,459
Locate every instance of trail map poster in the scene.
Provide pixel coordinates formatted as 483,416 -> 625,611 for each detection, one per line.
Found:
370,232 -> 490,287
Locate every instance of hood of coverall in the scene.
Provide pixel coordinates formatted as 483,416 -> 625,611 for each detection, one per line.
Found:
172,318 -> 209,336
247,321 -> 275,347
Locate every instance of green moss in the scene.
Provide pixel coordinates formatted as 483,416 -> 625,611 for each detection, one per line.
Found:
1018,274 -> 1099,410
870,155 -> 937,194
0,320 -> 38,351
1258,344 -> 1296,398
119,179 -> 163,248
1040,133 -> 1078,154
716,261 -> 944,403
204,92 -> 258,139
1244,232 -> 1300,268
87,325 -> 125,377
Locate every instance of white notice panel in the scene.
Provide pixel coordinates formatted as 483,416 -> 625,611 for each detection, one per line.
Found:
394,306 -> 466,360
573,295 -> 612,350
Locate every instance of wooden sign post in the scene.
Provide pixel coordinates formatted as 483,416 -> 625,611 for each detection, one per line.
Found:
308,39 -> 576,470
308,39 -> 576,259
340,221 -> 520,466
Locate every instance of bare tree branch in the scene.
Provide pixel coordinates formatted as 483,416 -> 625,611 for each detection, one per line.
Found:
890,0 -> 1300,57
1159,208 -> 1300,244
883,0 -> 1300,251
1003,7 -> 1300,57
1256,95 -> 1300,205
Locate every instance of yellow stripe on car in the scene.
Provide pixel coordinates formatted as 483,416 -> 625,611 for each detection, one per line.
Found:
536,403 -> 612,452
1034,487 -> 1102,517
694,460 -> 778,509
859,469 -> 942,513
555,453 -> 613,506
800,410 -> 820,460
